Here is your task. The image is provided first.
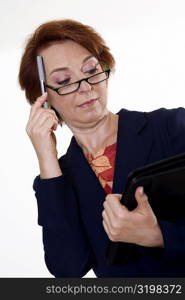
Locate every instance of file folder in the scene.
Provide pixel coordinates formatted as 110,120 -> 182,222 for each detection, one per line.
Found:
106,152 -> 185,265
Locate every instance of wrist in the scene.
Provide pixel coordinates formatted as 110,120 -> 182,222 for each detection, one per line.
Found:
39,157 -> 62,179
146,225 -> 164,248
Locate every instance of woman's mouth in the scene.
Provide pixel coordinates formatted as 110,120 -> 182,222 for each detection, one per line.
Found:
78,98 -> 98,108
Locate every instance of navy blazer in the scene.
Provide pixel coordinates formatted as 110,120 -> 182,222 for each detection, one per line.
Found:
33,107 -> 185,277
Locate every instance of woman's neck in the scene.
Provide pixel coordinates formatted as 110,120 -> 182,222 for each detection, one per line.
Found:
67,111 -> 119,156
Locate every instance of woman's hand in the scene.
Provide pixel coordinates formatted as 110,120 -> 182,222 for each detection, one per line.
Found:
102,187 -> 164,248
26,93 -> 62,178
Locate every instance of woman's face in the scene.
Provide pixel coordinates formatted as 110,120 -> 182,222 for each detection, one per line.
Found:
39,40 -> 109,129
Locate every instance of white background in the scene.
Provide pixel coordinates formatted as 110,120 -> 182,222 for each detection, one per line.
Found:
0,0 -> 185,277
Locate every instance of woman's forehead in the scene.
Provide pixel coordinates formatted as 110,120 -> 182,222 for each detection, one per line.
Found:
39,41 -> 98,74
39,40 -> 91,61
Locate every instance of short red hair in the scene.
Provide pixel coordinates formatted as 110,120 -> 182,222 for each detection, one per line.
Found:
18,19 -> 115,104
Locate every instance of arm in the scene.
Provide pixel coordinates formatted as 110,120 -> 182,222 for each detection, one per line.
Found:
143,107 -> 185,257
104,108 -> 185,260
156,107 -> 185,255
33,174 -> 96,277
27,95 -> 96,276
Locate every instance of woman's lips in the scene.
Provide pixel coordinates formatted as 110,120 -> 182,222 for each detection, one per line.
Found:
78,98 -> 98,108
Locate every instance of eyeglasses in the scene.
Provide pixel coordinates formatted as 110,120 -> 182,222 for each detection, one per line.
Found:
45,69 -> 111,96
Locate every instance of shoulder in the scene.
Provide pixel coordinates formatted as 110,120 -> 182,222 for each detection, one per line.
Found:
118,107 -> 185,155
59,154 -> 66,167
117,107 -> 185,128
58,136 -> 77,170
146,107 -> 185,124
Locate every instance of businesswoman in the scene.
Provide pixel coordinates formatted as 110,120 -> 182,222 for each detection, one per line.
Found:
19,19 -> 185,277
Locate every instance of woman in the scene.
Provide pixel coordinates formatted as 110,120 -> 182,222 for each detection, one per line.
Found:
19,19 -> 185,277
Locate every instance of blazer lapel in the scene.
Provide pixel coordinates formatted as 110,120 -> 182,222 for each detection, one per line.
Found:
62,135 -> 106,198
112,109 -> 154,195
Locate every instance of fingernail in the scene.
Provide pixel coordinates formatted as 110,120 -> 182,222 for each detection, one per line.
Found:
139,187 -> 143,195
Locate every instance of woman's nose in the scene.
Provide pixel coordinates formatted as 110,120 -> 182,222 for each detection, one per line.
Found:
78,79 -> 92,93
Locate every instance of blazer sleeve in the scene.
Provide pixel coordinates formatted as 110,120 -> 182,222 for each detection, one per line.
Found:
144,108 -> 185,257
157,107 -> 185,255
166,107 -> 185,155
33,174 -> 96,277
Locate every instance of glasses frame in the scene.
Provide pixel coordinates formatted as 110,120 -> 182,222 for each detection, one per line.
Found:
45,69 -> 111,96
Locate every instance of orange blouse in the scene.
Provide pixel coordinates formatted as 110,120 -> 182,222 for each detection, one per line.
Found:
85,142 -> 117,194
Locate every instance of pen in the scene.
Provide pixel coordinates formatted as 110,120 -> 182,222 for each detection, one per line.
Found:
36,56 -> 49,108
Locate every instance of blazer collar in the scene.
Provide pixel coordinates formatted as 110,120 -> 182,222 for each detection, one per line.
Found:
62,109 -> 153,195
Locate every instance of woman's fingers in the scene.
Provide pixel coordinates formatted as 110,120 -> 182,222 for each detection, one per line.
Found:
29,93 -> 48,118
27,109 -> 58,133
26,93 -> 59,135
26,94 -> 60,161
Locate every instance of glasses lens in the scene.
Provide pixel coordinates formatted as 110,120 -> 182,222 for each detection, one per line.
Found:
88,71 -> 108,84
58,83 -> 79,95
57,71 -> 109,95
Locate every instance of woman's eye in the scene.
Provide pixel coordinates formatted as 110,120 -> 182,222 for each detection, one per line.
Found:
57,78 -> 70,86
87,68 -> 98,75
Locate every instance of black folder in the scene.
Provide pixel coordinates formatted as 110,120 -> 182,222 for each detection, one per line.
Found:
106,152 -> 185,265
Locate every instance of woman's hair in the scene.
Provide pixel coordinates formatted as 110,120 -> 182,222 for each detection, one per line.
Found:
18,19 -> 115,105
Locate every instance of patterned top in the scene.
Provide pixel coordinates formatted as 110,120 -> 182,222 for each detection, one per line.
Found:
85,142 -> 117,194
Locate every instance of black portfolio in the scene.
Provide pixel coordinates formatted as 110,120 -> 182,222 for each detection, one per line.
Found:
106,152 -> 185,265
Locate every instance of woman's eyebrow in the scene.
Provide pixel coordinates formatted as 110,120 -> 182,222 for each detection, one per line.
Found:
49,55 -> 96,75
49,66 -> 68,75
82,55 -> 94,64
80,55 -> 98,71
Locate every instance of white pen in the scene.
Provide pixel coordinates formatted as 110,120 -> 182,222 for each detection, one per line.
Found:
36,56 -> 49,108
